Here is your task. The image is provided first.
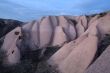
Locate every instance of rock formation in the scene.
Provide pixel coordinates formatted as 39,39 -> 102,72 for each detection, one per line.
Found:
1,27 -> 22,65
1,12 -> 110,73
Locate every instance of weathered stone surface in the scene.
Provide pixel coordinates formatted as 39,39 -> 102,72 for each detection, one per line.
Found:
50,16 -> 58,28
52,26 -> 68,47
58,16 -> 71,41
97,13 -> 110,39
0,19 -> 22,38
19,20 -> 35,51
1,12 -> 110,73
30,21 -> 40,51
68,22 -> 76,40
84,45 -> 110,73
76,19 -> 85,37
48,22 -> 98,73
48,31 -> 88,68
2,27 -> 22,65
79,16 -> 88,30
59,34 -> 98,73
39,16 -> 53,48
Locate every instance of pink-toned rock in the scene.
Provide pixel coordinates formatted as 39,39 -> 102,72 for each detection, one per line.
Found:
39,16 -> 53,48
97,14 -> 110,38
49,16 -> 59,46
21,20 -> 36,51
68,22 -> 76,40
59,36 -> 98,73
30,21 -> 40,50
48,29 -> 88,68
2,27 -> 22,65
4,45 -> 20,66
48,41 -> 74,67
80,16 -> 88,30
50,16 -> 58,28
88,15 -> 99,27
52,26 -> 68,47
58,24 -> 98,73
58,16 -> 69,29
58,16 -> 76,41
64,16 -> 80,22
48,22 -> 98,73
76,19 -> 85,37
58,16 -> 69,38
22,20 -> 35,31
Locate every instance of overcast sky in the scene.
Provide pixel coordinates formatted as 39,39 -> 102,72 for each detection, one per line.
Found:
0,0 -> 110,21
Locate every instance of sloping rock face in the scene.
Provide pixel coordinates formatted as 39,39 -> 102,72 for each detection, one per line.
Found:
84,45 -> 110,73
1,27 -> 22,65
0,19 -> 23,38
0,19 -> 23,65
0,19 -> 23,47
1,12 -> 110,73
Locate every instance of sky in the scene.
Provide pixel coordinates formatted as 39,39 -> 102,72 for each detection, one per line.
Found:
0,0 -> 110,21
